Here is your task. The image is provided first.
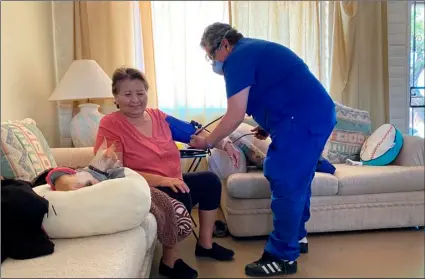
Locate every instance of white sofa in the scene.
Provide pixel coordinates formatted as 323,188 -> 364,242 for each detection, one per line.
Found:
209,134 -> 425,237
1,147 -> 158,278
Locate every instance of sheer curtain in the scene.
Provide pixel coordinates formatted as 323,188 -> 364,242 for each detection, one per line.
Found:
150,1 -> 229,123
231,1 -> 333,91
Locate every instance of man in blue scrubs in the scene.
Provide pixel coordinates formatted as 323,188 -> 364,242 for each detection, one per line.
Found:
190,23 -> 336,277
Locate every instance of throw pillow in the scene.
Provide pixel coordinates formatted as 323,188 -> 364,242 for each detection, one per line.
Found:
360,123 -> 403,166
33,167 -> 151,239
229,123 -> 271,169
322,102 -> 372,164
1,118 -> 57,181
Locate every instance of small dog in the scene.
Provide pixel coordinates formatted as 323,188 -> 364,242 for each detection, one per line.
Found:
46,142 -> 122,191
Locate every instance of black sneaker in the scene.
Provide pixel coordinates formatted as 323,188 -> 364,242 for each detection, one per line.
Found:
158,258 -> 198,279
245,252 -> 297,277
195,242 -> 234,261
300,242 -> 309,254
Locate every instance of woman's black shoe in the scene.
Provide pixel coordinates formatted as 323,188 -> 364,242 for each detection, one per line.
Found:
195,242 -> 234,261
158,258 -> 198,279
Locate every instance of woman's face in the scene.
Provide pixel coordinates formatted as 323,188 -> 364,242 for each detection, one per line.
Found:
115,79 -> 148,117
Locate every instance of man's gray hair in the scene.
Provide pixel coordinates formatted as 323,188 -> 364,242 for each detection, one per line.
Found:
200,22 -> 242,50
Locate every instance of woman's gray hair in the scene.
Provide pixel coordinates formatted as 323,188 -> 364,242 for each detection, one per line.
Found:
200,22 -> 243,50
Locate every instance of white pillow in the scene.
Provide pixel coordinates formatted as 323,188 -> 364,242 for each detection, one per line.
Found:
33,168 -> 151,239
208,146 -> 247,180
359,124 -> 404,166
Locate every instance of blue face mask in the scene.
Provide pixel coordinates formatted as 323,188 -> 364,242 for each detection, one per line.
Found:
212,61 -> 224,75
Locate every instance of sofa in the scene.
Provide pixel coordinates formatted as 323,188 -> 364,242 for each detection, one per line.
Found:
210,131 -> 425,238
1,145 -> 158,278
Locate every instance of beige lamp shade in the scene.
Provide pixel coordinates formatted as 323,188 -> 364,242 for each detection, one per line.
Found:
49,60 -> 113,101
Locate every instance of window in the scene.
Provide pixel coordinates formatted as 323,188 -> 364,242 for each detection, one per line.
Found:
409,1 -> 425,138
137,1 -> 332,122
150,1 -> 229,122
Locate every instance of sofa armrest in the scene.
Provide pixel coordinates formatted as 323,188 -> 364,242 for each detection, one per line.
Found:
51,147 -> 94,168
392,135 -> 424,166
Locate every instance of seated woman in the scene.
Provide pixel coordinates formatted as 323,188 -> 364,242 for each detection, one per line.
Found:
94,67 -> 239,279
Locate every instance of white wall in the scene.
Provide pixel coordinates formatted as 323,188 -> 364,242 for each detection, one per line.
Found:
1,1 -> 59,147
387,0 -> 411,134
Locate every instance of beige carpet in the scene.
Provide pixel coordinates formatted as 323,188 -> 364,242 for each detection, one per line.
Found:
150,209 -> 424,278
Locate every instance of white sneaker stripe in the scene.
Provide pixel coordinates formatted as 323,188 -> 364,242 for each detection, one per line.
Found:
272,262 -> 282,272
261,265 -> 270,274
267,264 -> 276,273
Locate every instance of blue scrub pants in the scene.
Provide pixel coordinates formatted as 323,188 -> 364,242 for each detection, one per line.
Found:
263,115 -> 334,262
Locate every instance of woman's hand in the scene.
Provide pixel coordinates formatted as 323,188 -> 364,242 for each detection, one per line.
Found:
159,177 -> 190,193
223,141 -> 241,168
251,126 -> 269,140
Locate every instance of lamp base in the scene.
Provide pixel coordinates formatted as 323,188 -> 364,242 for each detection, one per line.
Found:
70,103 -> 104,147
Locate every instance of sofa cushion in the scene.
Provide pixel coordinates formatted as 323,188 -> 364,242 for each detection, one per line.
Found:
1,119 -> 57,181
322,102 -> 372,164
226,168 -> 339,199
0,220 -> 155,278
334,164 -> 425,195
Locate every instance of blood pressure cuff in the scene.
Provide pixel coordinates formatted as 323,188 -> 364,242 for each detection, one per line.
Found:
316,157 -> 336,175
165,115 -> 197,144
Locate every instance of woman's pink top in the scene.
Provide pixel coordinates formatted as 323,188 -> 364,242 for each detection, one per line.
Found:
93,109 -> 182,180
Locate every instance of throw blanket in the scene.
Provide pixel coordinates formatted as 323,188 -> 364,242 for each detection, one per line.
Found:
1,178 -> 55,263
36,167 -> 192,248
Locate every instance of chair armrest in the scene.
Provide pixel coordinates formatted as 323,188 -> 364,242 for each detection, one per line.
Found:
51,147 -> 94,168
392,135 -> 424,166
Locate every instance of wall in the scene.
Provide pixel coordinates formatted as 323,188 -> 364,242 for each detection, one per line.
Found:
387,0 -> 411,134
1,1 -> 59,147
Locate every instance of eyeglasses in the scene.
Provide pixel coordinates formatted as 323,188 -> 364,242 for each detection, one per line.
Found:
204,29 -> 231,65
205,49 -> 218,65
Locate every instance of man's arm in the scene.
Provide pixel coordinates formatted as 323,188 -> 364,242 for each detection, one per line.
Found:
196,129 -> 231,150
205,86 -> 250,147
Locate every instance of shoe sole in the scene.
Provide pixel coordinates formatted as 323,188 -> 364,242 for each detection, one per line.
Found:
195,253 -> 234,261
159,271 -> 198,279
245,269 -> 297,277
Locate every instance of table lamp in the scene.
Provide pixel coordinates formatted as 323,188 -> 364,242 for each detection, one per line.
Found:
49,59 -> 113,147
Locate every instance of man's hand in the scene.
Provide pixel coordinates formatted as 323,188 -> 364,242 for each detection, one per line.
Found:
251,126 -> 269,140
223,141 -> 241,168
159,177 -> 190,193
189,135 -> 208,150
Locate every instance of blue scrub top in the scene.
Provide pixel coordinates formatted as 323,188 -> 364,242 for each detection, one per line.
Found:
223,38 -> 335,136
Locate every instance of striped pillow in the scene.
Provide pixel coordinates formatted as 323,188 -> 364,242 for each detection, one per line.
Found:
1,118 -> 57,181
322,102 -> 372,164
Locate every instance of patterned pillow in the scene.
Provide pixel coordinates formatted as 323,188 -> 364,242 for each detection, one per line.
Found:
229,123 -> 271,169
322,102 -> 372,164
1,118 -> 57,181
